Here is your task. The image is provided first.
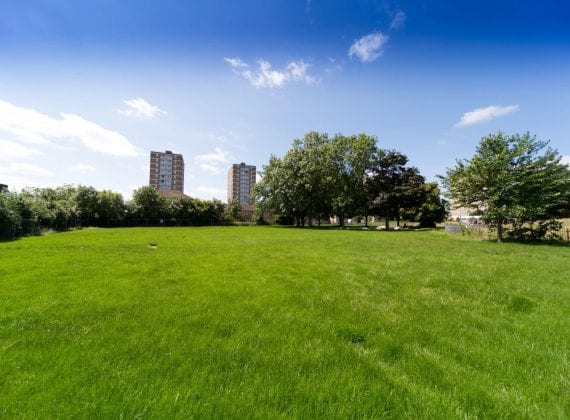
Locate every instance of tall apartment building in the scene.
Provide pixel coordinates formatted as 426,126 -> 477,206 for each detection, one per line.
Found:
227,163 -> 256,205
149,150 -> 184,195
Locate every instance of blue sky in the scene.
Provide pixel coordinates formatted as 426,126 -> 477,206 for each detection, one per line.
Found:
1,0 -> 569,200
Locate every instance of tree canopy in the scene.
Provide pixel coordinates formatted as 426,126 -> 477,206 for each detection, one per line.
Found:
440,132 -> 570,241
255,131 -> 445,227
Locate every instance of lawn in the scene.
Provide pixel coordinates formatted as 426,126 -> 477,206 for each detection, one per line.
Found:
0,227 -> 568,418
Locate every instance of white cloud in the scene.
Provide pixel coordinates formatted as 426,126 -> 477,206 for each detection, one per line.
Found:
348,32 -> 389,63
194,147 -> 233,175
455,105 -> 519,127
226,58 -> 318,88
0,99 -> 139,156
60,113 -> 140,156
70,164 -> 96,173
0,163 -> 53,177
224,57 -> 249,68
196,186 -> 226,200
118,98 -> 166,118
561,155 -> 570,166
390,11 -> 406,30
0,138 -> 41,159
325,57 -> 343,73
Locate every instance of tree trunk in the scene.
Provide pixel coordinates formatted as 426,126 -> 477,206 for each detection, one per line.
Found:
497,219 -> 503,243
385,218 -> 389,230
364,209 -> 369,228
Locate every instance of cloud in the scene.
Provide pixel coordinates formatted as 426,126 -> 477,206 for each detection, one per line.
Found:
226,58 -> 318,88
325,57 -> 343,73
348,32 -> 389,63
224,57 -> 249,68
561,155 -> 570,166
70,164 -> 96,173
195,147 -> 233,175
118,98 -> 166,118
390,10 -> 406,30
0,138 -> 41,159
195,186 -> 227,200
0,163 -> 53,177
0,99 -> 139,156
455,105 -> 519,127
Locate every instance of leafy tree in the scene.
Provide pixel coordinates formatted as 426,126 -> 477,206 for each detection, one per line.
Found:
367,151 -> 425,229
192,199 -> 224,225
255,132 -> 381,227
330,133 -> 379,227
96,190 -> 125,227
440,132 -> 570,242
164,195 -> 195,224
130,186 -> 166,224
416,182 -> 448,228
225,200 -> 243,220
0,192 -> 21,239
74,186 -> 98,226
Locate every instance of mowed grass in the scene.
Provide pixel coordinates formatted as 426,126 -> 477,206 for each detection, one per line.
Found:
0,227 -> 568,418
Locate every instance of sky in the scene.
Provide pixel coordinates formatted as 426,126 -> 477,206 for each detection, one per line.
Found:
1,0 -> 569,200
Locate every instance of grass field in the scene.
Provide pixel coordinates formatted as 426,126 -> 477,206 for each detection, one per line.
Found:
1,227 -> 568,418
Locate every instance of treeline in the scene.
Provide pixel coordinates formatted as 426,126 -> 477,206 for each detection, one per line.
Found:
254,131 -> 447,227
0,185 -> 230,240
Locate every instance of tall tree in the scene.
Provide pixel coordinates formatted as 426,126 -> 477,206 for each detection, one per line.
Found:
440,132 -> 570,242
130,186 -> 166,224
367,151 -> 425,229
0,191 -> 21,239
416,182 -> 448,228
330,133 -> 379,227
96,190 -> 125,227
255,133 -> 335,227
74,186 -> 98,226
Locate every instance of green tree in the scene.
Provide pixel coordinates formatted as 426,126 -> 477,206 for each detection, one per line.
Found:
255,132 -> 381,227
74,186 -> 98,226
440,132 -> 570,242
367,151 -> 425,229
130,186 -> 166,224
0,192 -> 21,239
330,133 -> 379,227
416,182 -> 448,228
96,190 -> 126,227
225,200 -> 243,220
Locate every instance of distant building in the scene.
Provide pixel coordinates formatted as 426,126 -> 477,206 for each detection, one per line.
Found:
149,151 -> 184,196
0,184 -> 8,193
227,163 -> 256,205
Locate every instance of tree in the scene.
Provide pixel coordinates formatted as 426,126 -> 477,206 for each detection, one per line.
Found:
130,186 -> 166,224
96,190 -> 125,227
0,192 -> 21,239
225,200 -> 243,220
255,134 -> 330,227
416,182 -> 448,228
255,132 -> 380,227
74,186 -> 98,226
164,195 -> 195,225
330,133 -> 379,227
367,151 -> 425,229
440,132 -> 570,242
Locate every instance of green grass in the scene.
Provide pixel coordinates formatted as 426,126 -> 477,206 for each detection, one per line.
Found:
0,227 -> 568,418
